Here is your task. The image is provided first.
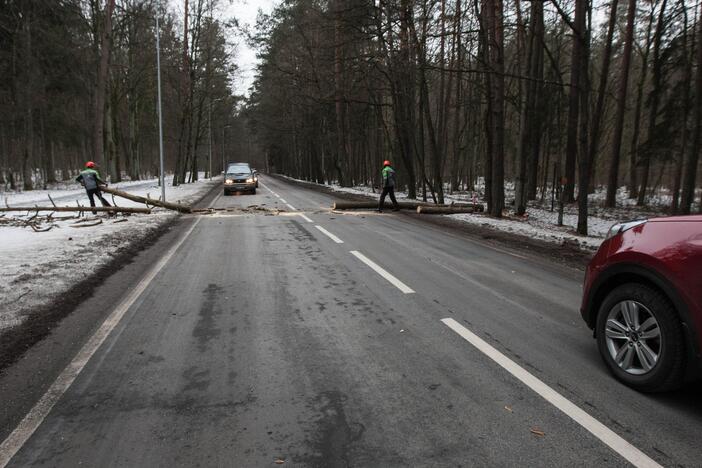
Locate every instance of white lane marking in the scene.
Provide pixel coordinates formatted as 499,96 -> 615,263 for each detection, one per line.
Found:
259,181 -> 276,195
315,225 -> 344,244
286,203 -> 297,211
349,250 -> 415,294
299,214 -> 313,223
440,318 -> 662,468
280,198 -> 288,203
0,218 -> 203,468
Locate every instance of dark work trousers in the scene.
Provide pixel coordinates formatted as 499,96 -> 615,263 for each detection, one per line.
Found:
378,186 -> 400,211
86,188 -> 111,214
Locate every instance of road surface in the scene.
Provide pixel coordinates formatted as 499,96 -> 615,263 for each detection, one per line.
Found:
1,175 -> 700,467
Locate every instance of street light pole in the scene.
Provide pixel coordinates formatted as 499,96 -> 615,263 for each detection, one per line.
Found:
155,0 -> 166,201
208,99 -> 212,179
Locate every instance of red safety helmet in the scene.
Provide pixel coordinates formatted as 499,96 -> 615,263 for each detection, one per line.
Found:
383,160 -> 391,167
85,161 -> 96,168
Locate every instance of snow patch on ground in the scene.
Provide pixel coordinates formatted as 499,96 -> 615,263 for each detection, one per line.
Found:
0,174 -> 219,331
276,174 -> 681,252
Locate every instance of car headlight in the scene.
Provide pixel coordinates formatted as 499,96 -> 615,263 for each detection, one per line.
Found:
225,179 -> 233,184
246,178 -> 254,183
605,219 -> 647,240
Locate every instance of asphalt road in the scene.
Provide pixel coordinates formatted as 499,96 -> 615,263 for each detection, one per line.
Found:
2,175 -> 701,467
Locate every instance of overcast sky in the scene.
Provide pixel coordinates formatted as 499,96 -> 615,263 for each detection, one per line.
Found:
223,0 -> 279,96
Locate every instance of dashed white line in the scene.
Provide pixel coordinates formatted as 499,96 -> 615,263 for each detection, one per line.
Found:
440,318 -> 662,468
299,214 -> 313,223
0,218 -> 203,468
315,225 -> 344,244
286,203 -> 297,211
349,251 -> 415,294
279,198 -> 288,203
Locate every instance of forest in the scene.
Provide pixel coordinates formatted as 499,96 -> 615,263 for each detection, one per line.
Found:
249,0 -> 702,234
0,0 -> 246,190
2,0 -> 702,236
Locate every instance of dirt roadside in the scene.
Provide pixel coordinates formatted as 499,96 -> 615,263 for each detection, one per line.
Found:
269,174 -> 594,271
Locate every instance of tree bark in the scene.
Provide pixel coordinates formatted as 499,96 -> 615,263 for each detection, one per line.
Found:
605,0 -> 635,207
485,0 -> 505,217
93,0 -> 116,169
22,8 -> 34,191
563,0 -> 587,204
680,0 -> 702,214
637,0 -> 668,206
515,0 -> 544,215
628,8 -> 656,199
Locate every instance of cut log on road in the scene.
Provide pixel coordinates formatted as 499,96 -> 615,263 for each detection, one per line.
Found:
332,200 -> 484,212
101,186 -> 192,213
332,200 -> 431,210
416,205 -> 478,214
0,206 -> 151,214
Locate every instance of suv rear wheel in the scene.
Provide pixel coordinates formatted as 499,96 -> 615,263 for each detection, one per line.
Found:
596,283 -> 685,392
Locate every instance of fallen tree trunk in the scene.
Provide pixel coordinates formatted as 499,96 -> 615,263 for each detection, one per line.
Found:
416,205 -> 478,214
332,200 -> 484,212
332,200 -> 432,210
101,186 -> 192,213
0,206 -> 151,214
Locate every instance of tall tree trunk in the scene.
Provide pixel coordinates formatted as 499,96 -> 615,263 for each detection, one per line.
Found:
576,0 -> 591,235
671,0 -> 692,213
563,0 -> 587,203
681,0 -> 702,214
515,0 -> 544,215
628,9 -> 655,199
479,0 -> 493,210
638,0 -> 668,206
334,0 -> 349,186
486,0 -> 505,217
526,1 -> 545,201
22,8 -> 33,191
605,0 -> 635,207
93,0 -> 116,169
449,0 -> 463,193
174,0 -> 191,186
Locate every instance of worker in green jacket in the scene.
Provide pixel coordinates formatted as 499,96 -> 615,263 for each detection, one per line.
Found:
75,161 -> 111,214
378,160 -> 400,212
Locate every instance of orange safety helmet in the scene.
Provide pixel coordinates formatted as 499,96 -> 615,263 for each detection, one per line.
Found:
85,161 -> 96,168
383,160 -> 391,167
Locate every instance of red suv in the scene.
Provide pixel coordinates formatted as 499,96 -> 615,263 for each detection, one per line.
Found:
581,215 -> 702,391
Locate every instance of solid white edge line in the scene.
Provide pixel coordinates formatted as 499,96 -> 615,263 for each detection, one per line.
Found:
259,181 -> 275,195
0,218 -> 203,468
286,203 -> 297,211
349,250 -> 415,294
440,318 -> 662,468
279,198 -> 287,203
299,214 -> 313,223
314,225 -> 344,244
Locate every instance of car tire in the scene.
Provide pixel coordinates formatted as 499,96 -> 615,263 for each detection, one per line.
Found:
595,283 -> 686,392
251,188 -> 256,195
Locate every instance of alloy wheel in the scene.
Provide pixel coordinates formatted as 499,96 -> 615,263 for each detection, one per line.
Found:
604,300 -> 662,375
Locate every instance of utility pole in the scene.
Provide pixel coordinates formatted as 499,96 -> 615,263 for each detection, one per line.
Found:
208,99 -> 212,179
156,0 -> 166,201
